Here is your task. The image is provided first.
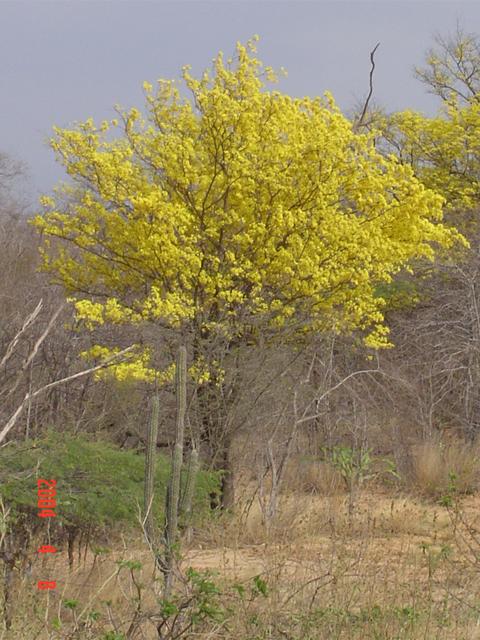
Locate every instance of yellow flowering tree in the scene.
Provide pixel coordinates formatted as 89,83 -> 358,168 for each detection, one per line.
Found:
375,29 -> 480,442
383,102 -> 480,217
34,39 -> 460,504
381,30 -> 480,218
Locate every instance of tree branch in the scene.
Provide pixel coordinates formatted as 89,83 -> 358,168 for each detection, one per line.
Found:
355,42 -> 380,131
0,345 -> 136,445
0,300 -> 43,370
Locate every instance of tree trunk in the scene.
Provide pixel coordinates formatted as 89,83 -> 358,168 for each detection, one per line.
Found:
192,321 -> 240,510
196,375 -> 235,509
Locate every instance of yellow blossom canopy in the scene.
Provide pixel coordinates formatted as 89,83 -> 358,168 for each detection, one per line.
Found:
34,38 -> 461,372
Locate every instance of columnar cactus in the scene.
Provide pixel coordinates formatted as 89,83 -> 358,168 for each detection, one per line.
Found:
163,344 -> 187,596
180,444 -> 199,542
143,393 -> 160,546
142,345 -> 198,596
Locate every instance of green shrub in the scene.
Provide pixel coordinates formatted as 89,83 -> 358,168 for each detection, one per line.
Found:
0,431 -> 218,534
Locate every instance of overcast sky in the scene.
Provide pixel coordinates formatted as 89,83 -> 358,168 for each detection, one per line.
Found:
3,0 -> 480,201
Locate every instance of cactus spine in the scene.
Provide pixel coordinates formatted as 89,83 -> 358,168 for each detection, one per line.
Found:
163,345 -> 187,596
143,393 -> 160,546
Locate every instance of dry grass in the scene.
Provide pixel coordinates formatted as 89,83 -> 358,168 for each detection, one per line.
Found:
4,459 -> 480,639
4,491 -> 479,639
410,436 -> 480,497
282,457 -> 345,495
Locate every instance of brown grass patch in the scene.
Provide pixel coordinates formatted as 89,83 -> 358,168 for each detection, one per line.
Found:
410,437 -> 480,497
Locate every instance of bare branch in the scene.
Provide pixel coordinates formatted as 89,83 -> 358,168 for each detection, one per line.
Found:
0,345 -> 136,445
295,367 -> 381,426
355,42 -> 380,131
4,303 -> 66,400
0,300 -> 43,370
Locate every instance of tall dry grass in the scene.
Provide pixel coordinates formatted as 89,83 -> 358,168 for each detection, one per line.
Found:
3,489 -> 480,639
409,436 -> 480,497
4,439 -> 480,639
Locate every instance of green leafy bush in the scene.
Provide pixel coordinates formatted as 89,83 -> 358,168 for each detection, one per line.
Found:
0,431 -> 218,533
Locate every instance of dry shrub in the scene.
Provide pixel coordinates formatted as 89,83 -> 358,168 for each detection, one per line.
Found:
282,456 -> 344,495
410,436 -> 480,497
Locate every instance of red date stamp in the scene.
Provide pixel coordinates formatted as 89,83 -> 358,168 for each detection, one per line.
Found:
37,479 -> 57,590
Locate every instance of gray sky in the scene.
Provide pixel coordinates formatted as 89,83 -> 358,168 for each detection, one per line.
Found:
2,0 -> 480,201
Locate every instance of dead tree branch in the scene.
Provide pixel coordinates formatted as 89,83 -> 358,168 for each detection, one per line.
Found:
0,345 -> 136,445
355,42 -> 380,131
